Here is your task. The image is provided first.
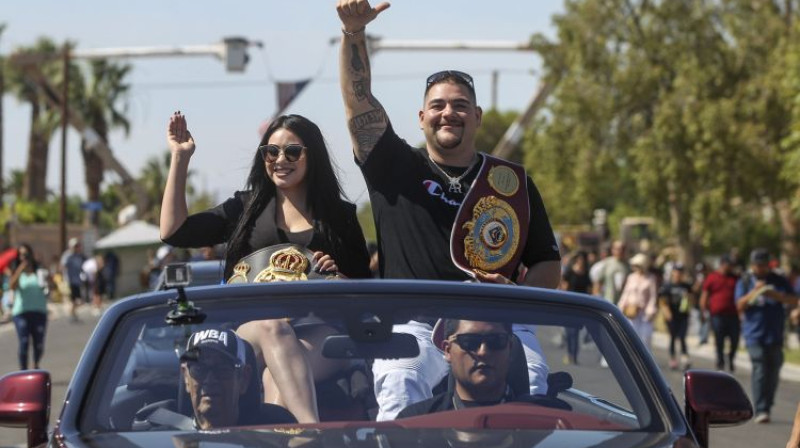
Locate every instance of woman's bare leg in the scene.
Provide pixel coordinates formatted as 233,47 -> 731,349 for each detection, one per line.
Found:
237,319 -> 319,423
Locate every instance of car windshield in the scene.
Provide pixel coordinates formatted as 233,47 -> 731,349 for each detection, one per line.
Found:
80,288 -> 669,435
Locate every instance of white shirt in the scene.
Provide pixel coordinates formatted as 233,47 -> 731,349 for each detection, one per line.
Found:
372,321 -> 448,421
372,321 -> 550,421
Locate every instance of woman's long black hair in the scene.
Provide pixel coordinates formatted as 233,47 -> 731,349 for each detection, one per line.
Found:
223,114 -> 350,279
11,243 -> 39,273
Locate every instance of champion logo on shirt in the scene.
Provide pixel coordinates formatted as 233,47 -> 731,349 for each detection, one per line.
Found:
423,179 -> 461,207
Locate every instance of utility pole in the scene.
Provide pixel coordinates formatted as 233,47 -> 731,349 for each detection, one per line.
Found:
59,45 -> 69,254
491,70 -> 499,111
491,79 -> 558,159
0,56 -> 4,208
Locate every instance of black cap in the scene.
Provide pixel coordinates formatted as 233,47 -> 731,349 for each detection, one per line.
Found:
672,263 -> 685,271
719,254 -> 733,265
749,248 -> 770,265
181,328 -> 247,366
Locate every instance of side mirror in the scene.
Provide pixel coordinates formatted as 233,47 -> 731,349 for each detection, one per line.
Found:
684,369 -> 752,448
0,370 -> 50,447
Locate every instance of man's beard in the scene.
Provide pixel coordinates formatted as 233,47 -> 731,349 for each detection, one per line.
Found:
435,130 -> 463,150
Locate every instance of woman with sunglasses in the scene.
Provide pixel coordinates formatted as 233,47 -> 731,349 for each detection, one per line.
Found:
160,112 -> 371,422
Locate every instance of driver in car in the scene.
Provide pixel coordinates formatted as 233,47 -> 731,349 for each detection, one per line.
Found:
181,328 -> 297,429
397,320 -> 527,418
135,328 -> 296,430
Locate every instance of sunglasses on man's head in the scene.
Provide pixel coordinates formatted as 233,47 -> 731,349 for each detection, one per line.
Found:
259,144 -> 306,163
426,70 -> 475,93
450,332 -> 510,352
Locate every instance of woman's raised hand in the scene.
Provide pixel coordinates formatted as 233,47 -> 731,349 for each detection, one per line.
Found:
167,111 -> 196,158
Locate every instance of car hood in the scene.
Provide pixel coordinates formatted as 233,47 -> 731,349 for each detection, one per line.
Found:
70,428 -> 692,448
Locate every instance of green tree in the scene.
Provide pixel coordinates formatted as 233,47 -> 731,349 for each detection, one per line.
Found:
76,59 -> 132,226
4,37 -> 64,202
475,109 -> 520,161
526,0 -> 799,265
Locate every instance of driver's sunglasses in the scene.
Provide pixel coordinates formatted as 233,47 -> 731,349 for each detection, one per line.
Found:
258,144 -> 306,163
425,70 -> 475,94
451,333 -> 510,352
186,361 -> 239,381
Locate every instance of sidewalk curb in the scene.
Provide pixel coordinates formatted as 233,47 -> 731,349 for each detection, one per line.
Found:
652,331 -> 800,383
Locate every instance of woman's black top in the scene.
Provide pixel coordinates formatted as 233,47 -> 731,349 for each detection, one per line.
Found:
162,191 -> 371,279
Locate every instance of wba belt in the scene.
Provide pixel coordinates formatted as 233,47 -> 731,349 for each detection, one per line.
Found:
227,243 -> 335,283
450,154 -> 530,279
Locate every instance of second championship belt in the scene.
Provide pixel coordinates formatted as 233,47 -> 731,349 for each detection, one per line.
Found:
450,154 -> 530,279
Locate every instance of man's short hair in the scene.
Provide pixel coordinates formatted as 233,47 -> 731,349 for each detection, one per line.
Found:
425,70 -> 476,102
749,248 -> 770,266
180,328 -> 247,367
443,319 -> 512,340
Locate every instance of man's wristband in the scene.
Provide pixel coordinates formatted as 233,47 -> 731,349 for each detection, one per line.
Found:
342,27 -> 366,36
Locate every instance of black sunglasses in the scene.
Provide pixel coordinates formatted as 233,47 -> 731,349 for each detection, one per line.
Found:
451,333 -> 510,352
258,144 -> 306,163
426,70 -> 475,94
186,361 -> 240,381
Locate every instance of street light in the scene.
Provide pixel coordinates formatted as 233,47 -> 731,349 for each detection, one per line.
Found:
8,36 -> 263,254
71,36 -> 263,72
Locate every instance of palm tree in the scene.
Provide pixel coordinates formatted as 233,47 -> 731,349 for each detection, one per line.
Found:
0,23 -> 7,207
136,152 -> 198,224
5,37 -> 65,202
76,59 -> 131,226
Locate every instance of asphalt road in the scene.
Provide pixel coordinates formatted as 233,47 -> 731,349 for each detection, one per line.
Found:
0,304 -> 798,447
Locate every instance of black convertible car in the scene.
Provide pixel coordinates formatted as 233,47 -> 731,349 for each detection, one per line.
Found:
0,274 -> 751,447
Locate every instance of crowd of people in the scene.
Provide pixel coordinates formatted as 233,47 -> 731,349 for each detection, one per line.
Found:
2,1 -> 800,443
561,241 -> 800,424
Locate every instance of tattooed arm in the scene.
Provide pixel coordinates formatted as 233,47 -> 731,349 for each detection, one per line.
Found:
336,0 -> 391,163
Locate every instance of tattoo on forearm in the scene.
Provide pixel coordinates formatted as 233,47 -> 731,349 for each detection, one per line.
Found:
349,108 -> 385,130
355,134 -> 382,158
348,107 -> 387,160
353,80 -> 367,101
368,95 -> 381,109
350,44 -> 365,72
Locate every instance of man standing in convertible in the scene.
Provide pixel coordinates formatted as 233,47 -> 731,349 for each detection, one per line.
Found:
335,0 -> 562,420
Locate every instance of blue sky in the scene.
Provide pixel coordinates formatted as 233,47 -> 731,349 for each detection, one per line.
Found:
2,1 -> 564,209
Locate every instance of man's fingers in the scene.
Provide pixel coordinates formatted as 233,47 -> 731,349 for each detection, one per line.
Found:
373,2 -> 390,15
338,0 -> 356,16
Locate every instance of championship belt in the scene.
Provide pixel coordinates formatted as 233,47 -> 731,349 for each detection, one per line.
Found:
450,154 -> 530,279
227,244 -> 336,284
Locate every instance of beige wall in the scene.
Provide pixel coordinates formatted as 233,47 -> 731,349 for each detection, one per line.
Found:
9,223 -> 87,268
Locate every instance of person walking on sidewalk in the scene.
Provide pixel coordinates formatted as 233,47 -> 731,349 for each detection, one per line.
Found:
658,263 -> 694,370
592,240 -> 629,304
60,238 -> 85,322
735,248 -> 799,424
700,255 -> 740,372
617,253 -> 659,348
560,251 -> 591,364
7,244 -> 52,370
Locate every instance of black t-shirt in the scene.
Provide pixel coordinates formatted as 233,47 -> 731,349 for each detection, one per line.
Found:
163,193 -> 371,279
563,268 -> 591,294
658,281 -> 693,317
358,123 -> 560,280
